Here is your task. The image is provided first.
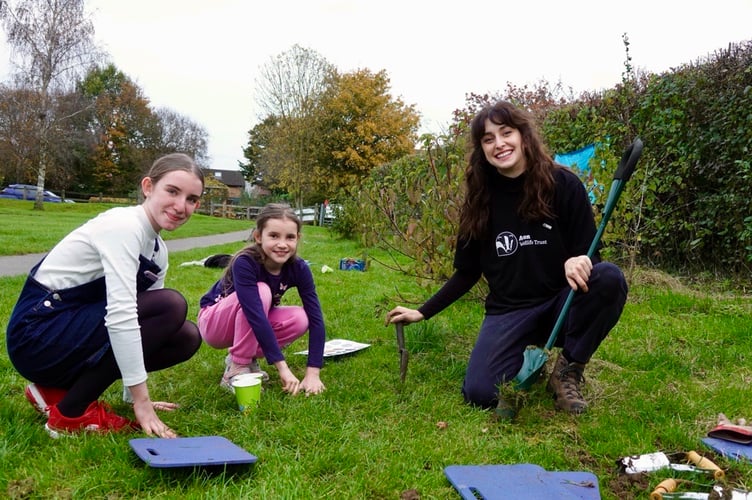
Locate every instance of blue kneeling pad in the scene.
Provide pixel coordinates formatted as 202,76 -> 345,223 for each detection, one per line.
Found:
444,464 -> 600,500
703,437 -> 752,462
130,436 -> 257,468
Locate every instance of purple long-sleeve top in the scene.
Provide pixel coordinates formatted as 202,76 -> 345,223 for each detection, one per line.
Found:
200,254 -> 326,368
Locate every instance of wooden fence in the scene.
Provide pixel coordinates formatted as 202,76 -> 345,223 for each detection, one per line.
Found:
199,202 -> 333,225
200,202 -> 263,220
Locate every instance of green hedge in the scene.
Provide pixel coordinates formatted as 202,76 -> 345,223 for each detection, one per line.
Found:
342,40 -> 752,284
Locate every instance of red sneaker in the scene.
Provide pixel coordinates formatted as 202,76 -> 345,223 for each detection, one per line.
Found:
45,401 -> 141,439
25,383 -> 67,417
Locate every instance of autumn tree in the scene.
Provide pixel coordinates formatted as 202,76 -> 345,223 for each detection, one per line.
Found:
253,44 -> 334,207
0,0 -> 100,208
312,68 -> 420,195
43,87 -> 93,196
240,114 -> 277,185
154,107 -> 210,168
78,64 -> 160,195
0,84 -> 42,183
0,84 -> 95,197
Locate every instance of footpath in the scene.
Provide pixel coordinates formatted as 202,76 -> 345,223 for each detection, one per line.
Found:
0,230 -> 249,278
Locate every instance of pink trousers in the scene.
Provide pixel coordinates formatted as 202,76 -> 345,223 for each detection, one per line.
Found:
198,282 -> 308,365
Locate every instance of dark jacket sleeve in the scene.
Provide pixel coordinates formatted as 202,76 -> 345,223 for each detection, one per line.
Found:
418,268 -> 481,320
292,259 -> 326,368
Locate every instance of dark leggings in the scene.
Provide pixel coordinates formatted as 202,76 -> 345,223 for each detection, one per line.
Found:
58,289 -> 201,417
461,262 -> 628,409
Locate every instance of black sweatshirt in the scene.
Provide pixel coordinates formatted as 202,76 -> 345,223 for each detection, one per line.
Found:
419,167 -> 598,319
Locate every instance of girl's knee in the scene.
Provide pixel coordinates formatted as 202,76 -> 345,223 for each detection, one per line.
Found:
184,322 -> 202,354
594,261 -> 620,279
290,308 -> 309,331
462,379 -> 497,409
593,262 -> 628,295
162,288 -> 188,313
273,306 -> 308,332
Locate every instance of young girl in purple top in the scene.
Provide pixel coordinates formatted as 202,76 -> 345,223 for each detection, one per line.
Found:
199,203 -> 326,396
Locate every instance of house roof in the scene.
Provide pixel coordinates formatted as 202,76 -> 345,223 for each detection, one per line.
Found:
205,169 -> 246,188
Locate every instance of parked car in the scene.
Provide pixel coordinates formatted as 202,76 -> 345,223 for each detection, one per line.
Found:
0,184 -> 69,203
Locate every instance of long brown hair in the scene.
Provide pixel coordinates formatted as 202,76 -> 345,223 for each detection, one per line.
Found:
220,203 -> 302,290
459,101 -> 558,241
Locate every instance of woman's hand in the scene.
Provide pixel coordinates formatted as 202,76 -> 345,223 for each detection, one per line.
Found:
384,306 -> 424,326
152,401 -> 179,412
133,399 -> 177,438
564,255 -> 593,292
299,367 -> 325,396
128,382 -> 177,438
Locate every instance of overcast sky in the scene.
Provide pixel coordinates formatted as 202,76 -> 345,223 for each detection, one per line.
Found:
1,0 -> 750,170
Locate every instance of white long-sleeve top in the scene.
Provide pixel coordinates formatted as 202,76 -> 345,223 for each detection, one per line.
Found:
34,205 -> 168,387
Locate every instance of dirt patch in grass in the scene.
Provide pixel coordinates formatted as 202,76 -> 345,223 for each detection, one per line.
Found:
607,472 -> 650,499
400,488 -> 420,499
629,267 -> 690,293
7,477 -> 36,499
628,266 -> 752,299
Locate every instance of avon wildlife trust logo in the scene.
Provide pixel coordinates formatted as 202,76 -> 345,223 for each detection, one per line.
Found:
495,232 -> 518,256
495,231 -> 549,256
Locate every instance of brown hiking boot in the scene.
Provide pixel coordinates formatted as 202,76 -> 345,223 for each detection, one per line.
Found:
493,397 -> 516,422
547,353 -> 588,414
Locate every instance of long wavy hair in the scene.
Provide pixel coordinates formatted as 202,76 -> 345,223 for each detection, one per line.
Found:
220,203 -> 302,290
459,101 -> 558,241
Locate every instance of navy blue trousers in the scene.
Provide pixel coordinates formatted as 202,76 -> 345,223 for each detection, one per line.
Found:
461,262 -> 628,408
7,260 -> 201,415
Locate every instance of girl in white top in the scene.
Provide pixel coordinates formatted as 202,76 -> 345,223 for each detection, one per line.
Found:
6,153 -> 204,439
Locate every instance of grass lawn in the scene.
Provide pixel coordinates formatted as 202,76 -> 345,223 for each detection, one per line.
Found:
0,199 -> 252,255
2,205 -> 752,499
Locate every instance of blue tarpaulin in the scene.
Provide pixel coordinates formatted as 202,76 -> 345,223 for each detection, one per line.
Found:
555,143 -> 596,173
555,143 -> 600,203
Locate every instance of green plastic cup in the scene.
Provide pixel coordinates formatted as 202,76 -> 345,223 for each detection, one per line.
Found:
231,374 -> 262,412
